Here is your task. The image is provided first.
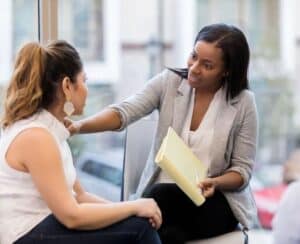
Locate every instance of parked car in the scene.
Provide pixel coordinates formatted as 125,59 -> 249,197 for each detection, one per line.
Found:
76,149 -> 123,202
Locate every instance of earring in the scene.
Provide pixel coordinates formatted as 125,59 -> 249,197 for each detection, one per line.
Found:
63,100 -> 75,116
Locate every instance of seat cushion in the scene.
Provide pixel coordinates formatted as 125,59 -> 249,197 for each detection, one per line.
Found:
186,230 -> 244,244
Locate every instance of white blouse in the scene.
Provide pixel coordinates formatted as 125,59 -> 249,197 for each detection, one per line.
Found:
156,87 -> 223,183
0,109 -> 76,244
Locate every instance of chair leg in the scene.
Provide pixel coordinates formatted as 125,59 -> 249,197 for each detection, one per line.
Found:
242,228 -> 248,244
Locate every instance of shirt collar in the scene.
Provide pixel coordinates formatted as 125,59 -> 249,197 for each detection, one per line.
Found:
39,109 -> 70,142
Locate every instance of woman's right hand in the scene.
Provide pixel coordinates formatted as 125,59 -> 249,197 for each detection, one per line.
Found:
132,198 -> 162,229
64,117 -> 82,135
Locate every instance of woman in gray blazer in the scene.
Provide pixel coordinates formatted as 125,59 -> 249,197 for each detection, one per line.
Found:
67,23 -> 258,244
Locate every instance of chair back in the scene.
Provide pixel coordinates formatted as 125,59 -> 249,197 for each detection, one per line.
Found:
121,118 -> 157,200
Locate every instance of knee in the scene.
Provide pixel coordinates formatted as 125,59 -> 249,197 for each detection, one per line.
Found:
128,217 -> 160,243
130,216 -> 152,230
143,183 -> 168,198
159,226 -> 185,244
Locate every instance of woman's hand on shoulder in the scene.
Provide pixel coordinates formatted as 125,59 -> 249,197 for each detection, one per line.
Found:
131,198 -> 162,229
64,117 -> 82,135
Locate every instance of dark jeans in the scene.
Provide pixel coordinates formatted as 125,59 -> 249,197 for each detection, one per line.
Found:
14,214 -> 161,244
143,183 -> 238,244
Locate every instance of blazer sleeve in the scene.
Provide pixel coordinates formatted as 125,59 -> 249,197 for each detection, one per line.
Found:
225,92 -> 258,190
108,69 -> 169,131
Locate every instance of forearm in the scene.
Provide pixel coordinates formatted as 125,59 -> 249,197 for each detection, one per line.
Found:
213,171 -> 244,191
67,201 -> 136,230
75,191 -> 112,204
79,108 -> 122,133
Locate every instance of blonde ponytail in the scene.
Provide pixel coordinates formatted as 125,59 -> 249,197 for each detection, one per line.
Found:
1,40 -> 83,128
2,42 -> 46,127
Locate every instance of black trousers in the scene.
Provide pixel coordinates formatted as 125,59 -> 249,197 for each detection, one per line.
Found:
14,215 -> 161,244
143,183 -> 238,244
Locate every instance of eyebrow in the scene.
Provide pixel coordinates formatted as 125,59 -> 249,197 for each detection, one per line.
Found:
202,59 -> 213,64
192,49 -> 214,64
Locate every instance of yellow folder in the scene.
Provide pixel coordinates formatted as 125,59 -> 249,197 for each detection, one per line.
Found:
155,127 -> 208,206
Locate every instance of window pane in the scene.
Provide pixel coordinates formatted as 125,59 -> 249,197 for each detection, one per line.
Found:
58,0 -> 104,62
58,0 -> 123,201
0,0 -> 38,84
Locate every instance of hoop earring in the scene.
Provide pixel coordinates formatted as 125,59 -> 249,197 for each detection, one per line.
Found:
63,100 -> 75,116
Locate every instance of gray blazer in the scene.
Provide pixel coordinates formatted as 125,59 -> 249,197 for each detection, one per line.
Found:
110,69 -> 258,229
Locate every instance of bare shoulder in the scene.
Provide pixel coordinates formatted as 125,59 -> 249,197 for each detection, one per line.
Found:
12,127 -> 57,149
7,127 -> 60,168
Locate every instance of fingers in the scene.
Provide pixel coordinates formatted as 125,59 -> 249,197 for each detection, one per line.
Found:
135,198 -> 162,229
149,210 -> 162,229
198,179 -> 215,198
155,202 -> 162,220
202,187 -> 215,198
148,200 -> 162,229
63,117 -> 72,127
63,118 -> 81,135
151,201 -> 162,229
198,179 -> 213,187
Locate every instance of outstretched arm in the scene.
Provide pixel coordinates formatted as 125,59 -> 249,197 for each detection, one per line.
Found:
65,108 -> 122,134
66,70 -> 169,135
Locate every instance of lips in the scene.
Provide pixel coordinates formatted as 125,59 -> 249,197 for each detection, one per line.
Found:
188,74 -> 201,83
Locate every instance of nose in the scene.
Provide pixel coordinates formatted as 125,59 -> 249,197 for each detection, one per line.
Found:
189,61 -> 201,75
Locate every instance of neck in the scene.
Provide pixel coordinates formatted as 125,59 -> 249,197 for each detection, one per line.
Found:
195,84 -> 221,98
46,104 -> 65,123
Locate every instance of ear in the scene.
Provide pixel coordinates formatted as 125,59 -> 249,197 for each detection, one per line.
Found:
61,77 -> 72,100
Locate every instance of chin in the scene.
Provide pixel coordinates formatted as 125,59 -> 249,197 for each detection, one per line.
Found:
187,79 -> 201,88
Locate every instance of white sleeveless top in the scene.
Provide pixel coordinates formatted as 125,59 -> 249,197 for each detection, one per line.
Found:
156,87 -> 223,183
0,109 -> 76,244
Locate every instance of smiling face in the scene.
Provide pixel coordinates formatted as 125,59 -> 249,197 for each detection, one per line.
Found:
187,40 -> 227,91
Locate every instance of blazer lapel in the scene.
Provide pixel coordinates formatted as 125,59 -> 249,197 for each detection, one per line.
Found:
172,79 -> 193,134
209,98 -> 238,175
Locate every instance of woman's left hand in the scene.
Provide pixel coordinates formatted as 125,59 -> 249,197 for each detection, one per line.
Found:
198,178 -> 218,198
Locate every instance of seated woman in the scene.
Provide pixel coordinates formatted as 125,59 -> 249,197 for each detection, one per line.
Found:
66,23 -> 258,244
0,40 -> 162,244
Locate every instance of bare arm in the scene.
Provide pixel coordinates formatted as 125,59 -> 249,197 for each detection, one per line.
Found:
214,171 -> 244,190
8,128 -> 161,230
73,180 -> 112,204
66,71 -> 169,135
199,172 -> 243,198
68,108 -> 122,134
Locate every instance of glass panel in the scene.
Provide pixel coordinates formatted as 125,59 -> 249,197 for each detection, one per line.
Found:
195,0 -> 293,231
196,0 -> 286,169
196,0 -> 280,58
0,0 -> 38,109
58,0 -> 104,62
58,0 -> 123,201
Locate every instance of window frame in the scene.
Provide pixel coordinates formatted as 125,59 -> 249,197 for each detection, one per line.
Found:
39,0 -> 120,83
